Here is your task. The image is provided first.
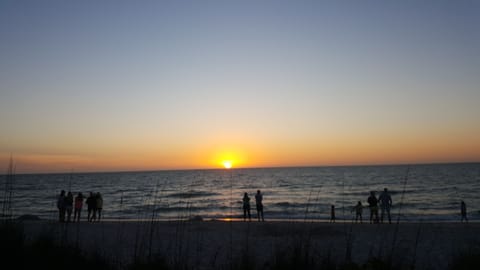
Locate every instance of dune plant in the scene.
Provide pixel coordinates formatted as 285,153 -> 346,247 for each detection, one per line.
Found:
1,222 -> 113,270
387,166 -> 410,267
2,156 -> 15,222
448,246 -> 480,270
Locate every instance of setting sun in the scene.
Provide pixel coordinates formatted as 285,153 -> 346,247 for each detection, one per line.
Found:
222,160 -> 232,169
210,149 -> 246,169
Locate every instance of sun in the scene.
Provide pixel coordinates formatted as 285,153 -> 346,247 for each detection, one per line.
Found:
222,160 -> 232,169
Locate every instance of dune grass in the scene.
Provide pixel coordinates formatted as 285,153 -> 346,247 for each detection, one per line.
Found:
0,222 -> 112,270
3,221 -> 480,270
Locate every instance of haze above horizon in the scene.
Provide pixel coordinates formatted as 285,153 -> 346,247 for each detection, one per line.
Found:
1,1 -> 479,174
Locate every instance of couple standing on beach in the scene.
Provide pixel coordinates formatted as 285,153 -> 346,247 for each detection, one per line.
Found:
242,190 -> 265,222
368,188 -> 392,224
86,192 -> 103,222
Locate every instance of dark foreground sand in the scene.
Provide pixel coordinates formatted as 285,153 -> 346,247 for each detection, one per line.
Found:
18,220 -> 480,269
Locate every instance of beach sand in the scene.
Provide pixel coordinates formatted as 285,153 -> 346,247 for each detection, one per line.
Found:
18,220 -> 480,269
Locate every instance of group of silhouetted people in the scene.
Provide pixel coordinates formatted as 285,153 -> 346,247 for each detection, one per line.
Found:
329,188 -> 393,224
329,188 -> 470,224
57,187 -> 470,224
242,190 -> 265,222
57,190 -> 103,223
363,189 -> 469,224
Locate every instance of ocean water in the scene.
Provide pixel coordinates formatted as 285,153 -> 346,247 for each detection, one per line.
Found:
1,163 -> 479,222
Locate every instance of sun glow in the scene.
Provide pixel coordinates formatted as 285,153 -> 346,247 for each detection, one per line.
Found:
222,160 -> 232,169
212,149 -> 245,169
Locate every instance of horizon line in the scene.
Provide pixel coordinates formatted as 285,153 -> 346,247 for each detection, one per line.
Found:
9,160 -> 480,176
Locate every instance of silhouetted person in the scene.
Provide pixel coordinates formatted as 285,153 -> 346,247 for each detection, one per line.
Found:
353,201 -> 363,223
461,201 -> 468,223
368,191 -> 379,224
96,192 -> 103,222
65,191 -> 74,223
57,190 -> 66,222
379,188 -> 392,224
242,193 -> 251,221
73,192 -> 84,222
86,192 -> 96,222
255,190 -> 265,222
330,205 -> 336,223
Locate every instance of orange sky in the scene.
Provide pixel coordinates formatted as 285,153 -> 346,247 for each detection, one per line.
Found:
1,1 -> 480,173
2,131 -> 479,173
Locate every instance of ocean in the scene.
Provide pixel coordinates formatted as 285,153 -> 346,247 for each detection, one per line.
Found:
2,163 -> 479,222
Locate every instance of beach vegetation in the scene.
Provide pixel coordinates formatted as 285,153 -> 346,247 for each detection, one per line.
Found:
3,220 -> 478,270
0,222 -> 112,270
267,243 -> 399,270
448,247 -> 480,270
128,256 -> 169,270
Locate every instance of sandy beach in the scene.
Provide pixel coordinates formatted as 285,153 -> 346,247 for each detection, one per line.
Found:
16,219 -> 480,270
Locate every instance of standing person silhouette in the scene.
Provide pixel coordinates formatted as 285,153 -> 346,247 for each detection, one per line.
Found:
368,191 -> 379,224
461,201 -> 468,223
330,205 -> 336,223
255,190 -> 265,222
73,192 -> 84,222
353,201 -> 363,223
242,193 -> 251,221
65,191 -> 74,223
57,190 -> 66,222
379,188 -> 393,224
86,192 -> 96,222
96,192 -> 103,222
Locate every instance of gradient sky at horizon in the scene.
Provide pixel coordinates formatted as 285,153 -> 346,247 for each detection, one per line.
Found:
1,1 -> 479,173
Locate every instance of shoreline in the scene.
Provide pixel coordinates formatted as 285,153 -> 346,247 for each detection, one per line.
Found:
13,214 -> 480,224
